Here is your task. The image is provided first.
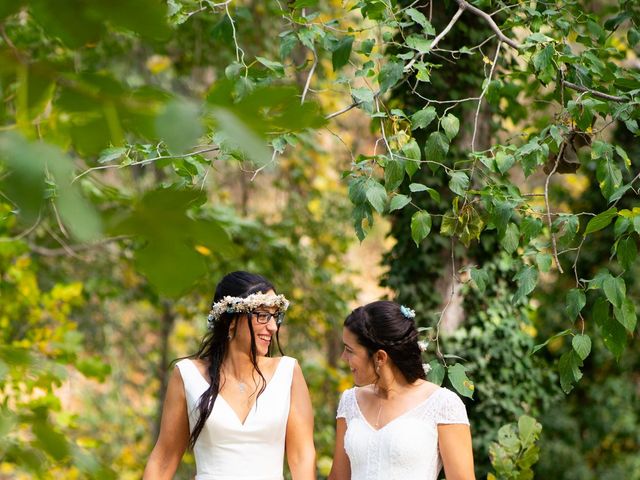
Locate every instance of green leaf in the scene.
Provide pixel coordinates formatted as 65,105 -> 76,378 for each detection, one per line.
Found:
378,61 -> 404,94
558,350 -> 582,394
411,106 -> 437,130
592,297 -> 609,328
470,267 -> 489,294
614,217 -> 630,238
572,334 -> 591,361
448,363 -> 474,398
518,416 -> 542,447
351,87 -> 375,104
596,157 -> 623,200
384,158 -> 405,191
531,329 -> 572,355
521,216 -> 543,243
448,171 -> 469,196
424,131 -> 449,164
501,222 -> 520,254
411,210 -> 432,246
613,298 -> 637,333
33,421 -> 71,461
401,139 -> 421,178
409,183 -> 428,192
603,275 -> 625,309
156,99 -> 203,155
584,207 -> 618,235
495,151 -> 515,175
405,8 -> 435,35
629,27 -> 640,48
389,194 -> 411,212
255,56 -> 285,76
513,266 -> 538,303
97,146 -> 127,164
536,253 -> 553,273
348,177 -> 367,204
409,184 -> 440,202
332,35 -> 354,71
600,308 -> 627,359
566,289 -> 586,321
406,34 -> 432,53
364,179 -> 387,213
616,236 -> 637,270
441,113 -> 460,140
532,44 -> 556,84
427,360 -> 445,385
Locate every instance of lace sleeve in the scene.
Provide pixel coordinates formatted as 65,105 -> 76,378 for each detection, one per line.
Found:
336,388 -> 355,420
435,388 -> 470,425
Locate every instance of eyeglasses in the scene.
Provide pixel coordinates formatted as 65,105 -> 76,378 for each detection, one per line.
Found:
250,310 -> 285,326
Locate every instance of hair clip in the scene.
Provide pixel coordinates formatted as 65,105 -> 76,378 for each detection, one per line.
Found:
400,305 -> 416,319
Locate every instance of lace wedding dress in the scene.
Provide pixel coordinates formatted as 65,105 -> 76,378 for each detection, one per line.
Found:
336,386 -> 469,480
176,357 -> 295,480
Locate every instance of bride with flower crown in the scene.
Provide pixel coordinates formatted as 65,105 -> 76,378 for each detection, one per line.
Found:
143,271 -> 316,480
329,301 -> 475,480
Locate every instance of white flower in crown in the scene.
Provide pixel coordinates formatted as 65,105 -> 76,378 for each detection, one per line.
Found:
418,340 -> 429,352
422,363 -> 432,375
399,305 -> 416,319
207,292 -> 290,329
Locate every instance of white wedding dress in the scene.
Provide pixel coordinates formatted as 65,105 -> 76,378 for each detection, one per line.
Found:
336,386 -> 469,480
176,356 -> 295,480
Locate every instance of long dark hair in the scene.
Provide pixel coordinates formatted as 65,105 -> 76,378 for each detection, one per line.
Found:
188,271 -> 283,449
344,300 -> 425,383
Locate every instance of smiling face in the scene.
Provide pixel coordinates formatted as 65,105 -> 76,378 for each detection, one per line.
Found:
341,327 -> 376,387
231,290 -> 281,356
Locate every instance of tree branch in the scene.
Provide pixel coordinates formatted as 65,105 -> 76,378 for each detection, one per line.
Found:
562,80 -> 628,103
72,146 -> 220,183
430,7 -> 465,51
454,0 -> 521,50
301,47 -> 318,105
544,143 -> 566,274
28,235 -> 131,257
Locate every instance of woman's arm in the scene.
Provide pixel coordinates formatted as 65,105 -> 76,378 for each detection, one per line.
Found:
285,360 -> 316,480
143,366 -> 190,480
438,424 -> 476,480
327,418 -> 350,480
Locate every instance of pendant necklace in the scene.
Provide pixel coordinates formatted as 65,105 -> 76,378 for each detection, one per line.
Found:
237,379 -> 247,394
374,400 -> 383,428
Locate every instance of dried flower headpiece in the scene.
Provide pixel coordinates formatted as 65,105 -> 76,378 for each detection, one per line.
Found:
207,292 -> 290,330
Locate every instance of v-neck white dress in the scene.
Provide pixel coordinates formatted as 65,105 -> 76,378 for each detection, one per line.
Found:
336,386 -> 469,480
176,357 -> 295,480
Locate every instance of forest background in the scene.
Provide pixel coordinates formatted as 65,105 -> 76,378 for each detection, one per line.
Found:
0,0 -> 639,479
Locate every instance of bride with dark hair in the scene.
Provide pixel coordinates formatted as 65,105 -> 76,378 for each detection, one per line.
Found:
329,301 -> 475,480
144,271 -> 316,480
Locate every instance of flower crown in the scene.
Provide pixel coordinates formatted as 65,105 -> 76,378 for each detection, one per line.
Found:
207,292 -> 290,329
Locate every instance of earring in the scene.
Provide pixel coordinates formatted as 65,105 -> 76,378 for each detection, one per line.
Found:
228,332 -> 232,340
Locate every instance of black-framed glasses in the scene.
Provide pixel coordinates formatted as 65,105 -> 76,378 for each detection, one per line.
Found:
250,310 -> 285,326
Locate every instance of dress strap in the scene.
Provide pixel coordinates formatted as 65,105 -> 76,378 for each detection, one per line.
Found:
176,359 -> 210,389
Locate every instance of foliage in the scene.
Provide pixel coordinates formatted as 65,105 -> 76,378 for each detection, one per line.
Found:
488,415 -> 543,480
1,0 -> 639,477
0,225 -> 115,478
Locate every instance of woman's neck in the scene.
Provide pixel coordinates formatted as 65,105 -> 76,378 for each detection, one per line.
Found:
374,370 -> 421,400
223,347 -> 260,379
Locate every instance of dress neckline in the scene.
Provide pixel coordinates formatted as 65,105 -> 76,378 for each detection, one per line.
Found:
353,385 -> 444,432
185,357 -> 286,426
